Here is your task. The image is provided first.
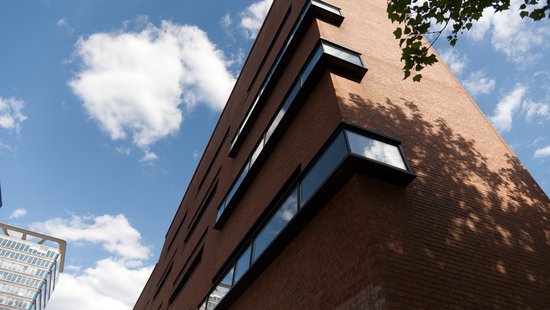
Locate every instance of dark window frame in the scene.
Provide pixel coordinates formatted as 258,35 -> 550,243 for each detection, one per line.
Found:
200,124 -> 415,309
229,0 -> 345,157
215,38 -> 367,229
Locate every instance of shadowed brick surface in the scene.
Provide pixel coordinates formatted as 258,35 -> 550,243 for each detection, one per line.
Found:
135,0 -> 550,309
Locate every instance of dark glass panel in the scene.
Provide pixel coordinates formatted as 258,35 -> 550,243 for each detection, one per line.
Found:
300,45 -> 324,86
209,267 -> 233,309
215,201 -> 225,222
233,245 -> 251,285
300,132 -> 348,206
226,165 -> 248,206
266,108 -> 285,142
250,138 -> 264,167
321,42 -> 363,67
252,188 -> 298,262
312,0 -> 342,15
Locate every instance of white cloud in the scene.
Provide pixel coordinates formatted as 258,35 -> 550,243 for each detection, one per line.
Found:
8,208 -> 27,219
69,21 -> 235,158
489,85 -> 526,132
65,265 -> 81,272
469,7 -> 494,41
534,145 -> 550,159
29,213 -> 154,309
240,0 -> 273,39
0,97 -> 27,133
221,13 -> 232,28
57,18 -> 75,34
116,146 -> 132,156
529,136 -> 547,147
468,0 -> 550,64
440,48 -> 467,76
140,150 -> 158,162
524,99 -> 550,123
47,258 -> 153,310
192,150 -> 201,161
462,70 -> 496,97
0,141 -> 14,153
30,214 -> 150,260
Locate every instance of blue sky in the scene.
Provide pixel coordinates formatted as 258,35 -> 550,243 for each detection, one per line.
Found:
0,0 -> 548,308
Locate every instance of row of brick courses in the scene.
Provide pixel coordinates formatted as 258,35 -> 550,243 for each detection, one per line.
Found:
135,0 -> 349,308
231,172 -> 429,309
137,0 -> 550,308
325,0 -> 549,308
134,0 -> 305,307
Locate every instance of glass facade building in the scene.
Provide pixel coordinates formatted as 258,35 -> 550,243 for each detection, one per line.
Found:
0,223 -> 66,310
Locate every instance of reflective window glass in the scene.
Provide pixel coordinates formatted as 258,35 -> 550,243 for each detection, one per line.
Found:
199,301 -> 207,310
300,132 -> 348,205
216,203 -> 225,222
232,246 -> 251,285
300,45 -> 324,86
250,138 -> 264,167
226,166 -> 247,206
221,266 -> 234,287
312,0 -> 342,14
209,267 -> 233,308
346,131 -> 406,170
321,42 -> 363,67
252,188 -> 298,262
285,81 -> 301,112
266,105 -> 286,143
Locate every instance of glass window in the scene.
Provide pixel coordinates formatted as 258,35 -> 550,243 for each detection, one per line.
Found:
346,131 -> 407,170
300,45 -> 324,86
300,132 -> 348,205
226,166 -> 248,206
252,188 -> 298,262
266,109 -> 285,143
199,301 -> 207,310
250,138 -> 264,168
284,81 -> 301,112
232,246 -> 251,285
209,266 -> 233,309
312,0 -> 342,15
220,266 -> 234,287
216,201 -> 225,222
321,42 -> 363,67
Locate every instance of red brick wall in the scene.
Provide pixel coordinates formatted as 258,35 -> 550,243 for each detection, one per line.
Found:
135,0 -> 550,309
327,0 -> 550,308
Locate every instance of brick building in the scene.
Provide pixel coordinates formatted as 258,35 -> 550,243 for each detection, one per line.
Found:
134,0 -> 550,309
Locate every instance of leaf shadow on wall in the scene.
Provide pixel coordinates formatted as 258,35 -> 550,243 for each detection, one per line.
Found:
339,92 -> 550,308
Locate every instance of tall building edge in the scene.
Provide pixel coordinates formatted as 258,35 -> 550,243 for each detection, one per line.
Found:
135,0 -> 550,309
0,223 -> 66,310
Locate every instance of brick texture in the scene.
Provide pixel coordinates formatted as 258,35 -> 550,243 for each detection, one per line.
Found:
135,0 -> 550,309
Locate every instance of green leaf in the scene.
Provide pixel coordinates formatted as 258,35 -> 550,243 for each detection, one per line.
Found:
393,28 -> 402,39
520,11 -> 529,18
386,0 -> 547,81
530,8 -> 546,20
